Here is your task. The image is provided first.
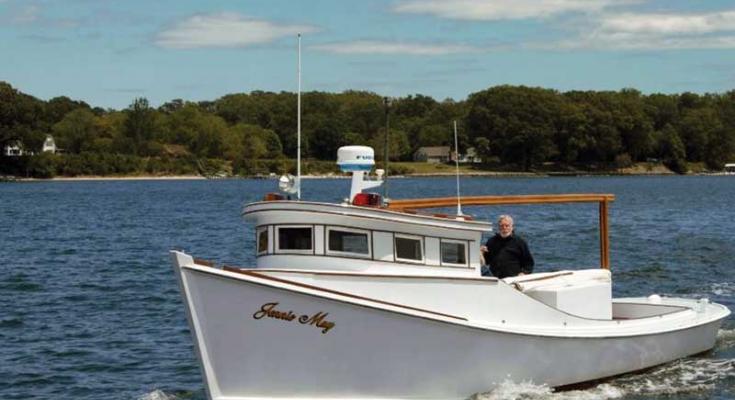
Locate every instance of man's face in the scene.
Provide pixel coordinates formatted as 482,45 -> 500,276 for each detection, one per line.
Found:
498,218 -> 513,238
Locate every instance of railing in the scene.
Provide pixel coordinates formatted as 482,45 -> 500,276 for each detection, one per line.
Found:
386,194 -> 615,269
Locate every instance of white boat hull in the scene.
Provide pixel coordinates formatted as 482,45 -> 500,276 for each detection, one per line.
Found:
172,252 -> 728,400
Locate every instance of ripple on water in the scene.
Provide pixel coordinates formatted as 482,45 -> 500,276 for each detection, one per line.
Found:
0,317 -> 24,328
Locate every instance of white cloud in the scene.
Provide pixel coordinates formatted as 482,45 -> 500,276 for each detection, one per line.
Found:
311,40 -> 482,55
555,33 -> 735,51
556,10 -> 735,50
600,11 -> 735,35
155,13 -> 318,49
12,4 -> 41,24
392,0 -> 628,21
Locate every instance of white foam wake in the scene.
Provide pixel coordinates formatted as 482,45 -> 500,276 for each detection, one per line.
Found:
717,328 -> 735,349
710,282 -> 735,297
472,380 -> 623,400
138,389 -> 176,400
473,358 -> 735,400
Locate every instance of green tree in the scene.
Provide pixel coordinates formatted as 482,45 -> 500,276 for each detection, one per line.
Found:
0,82 -> 45,153
122,98 -> 160,155
467,86 -> 560,170
52,108 -> 97,154
659,125 -> 687,174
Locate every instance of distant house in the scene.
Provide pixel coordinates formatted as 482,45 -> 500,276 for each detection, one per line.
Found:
457,147 -> 482,164
3,140 -> 25,157
42,135 -> 57,154
414,146 -> 450,163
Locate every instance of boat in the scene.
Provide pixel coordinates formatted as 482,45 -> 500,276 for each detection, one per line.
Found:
170,145 -> 730,400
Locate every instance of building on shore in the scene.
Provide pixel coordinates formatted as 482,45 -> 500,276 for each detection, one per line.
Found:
3,141 -> 25,157
414,146 -> 450,163
42,135 -> 57,154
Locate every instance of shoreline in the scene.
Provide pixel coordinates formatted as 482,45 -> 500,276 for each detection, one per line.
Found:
13,175 -> 207,182
7,171 -> 732,182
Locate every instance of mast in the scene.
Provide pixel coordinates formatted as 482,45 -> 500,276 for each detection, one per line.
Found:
453,120 -> 463,216
297,33 -> 302,200
383,97 -> 390,200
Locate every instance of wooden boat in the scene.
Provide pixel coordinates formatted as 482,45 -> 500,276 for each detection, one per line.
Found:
171,146 -> 730,400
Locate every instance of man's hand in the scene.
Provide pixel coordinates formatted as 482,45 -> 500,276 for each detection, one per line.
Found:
480,245 -> 488,253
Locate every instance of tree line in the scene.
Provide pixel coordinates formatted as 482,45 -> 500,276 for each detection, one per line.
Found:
1,81 -> 734,177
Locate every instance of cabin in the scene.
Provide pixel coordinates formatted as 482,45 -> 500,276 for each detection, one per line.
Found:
414,146 -> 450,163
245,200 -> 486,277
725,163 -> 735,174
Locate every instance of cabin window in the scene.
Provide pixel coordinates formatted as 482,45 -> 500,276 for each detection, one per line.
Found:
277,226 -> 313,252
441,240 -> 467,266
395,235 -> 423,263
327,228 -> 370,257
257,227 -> 268,254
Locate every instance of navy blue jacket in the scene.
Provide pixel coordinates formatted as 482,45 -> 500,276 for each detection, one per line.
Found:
482,233 -> 534,279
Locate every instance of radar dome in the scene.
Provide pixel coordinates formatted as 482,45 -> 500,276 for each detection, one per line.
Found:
337,146 -> 375,172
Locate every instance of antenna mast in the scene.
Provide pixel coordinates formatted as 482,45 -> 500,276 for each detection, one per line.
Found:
453,120 -> 463,216
383,97 -> 390,201
296,34 -> 302,200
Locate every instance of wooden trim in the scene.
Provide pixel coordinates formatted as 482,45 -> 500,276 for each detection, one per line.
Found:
221,266 -> 468,321
193,258 -> 216,267
386,194 -> 615,209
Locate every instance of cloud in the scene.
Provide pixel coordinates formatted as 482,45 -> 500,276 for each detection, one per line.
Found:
599,11 -> 735,35
19,33 -> 65,43
311,40 -> 482,55
3,2 -> 82,28
12,4 -> 41,24
392,0 -> 629,21
556,10 -> 735,50
155,12 -> 318,49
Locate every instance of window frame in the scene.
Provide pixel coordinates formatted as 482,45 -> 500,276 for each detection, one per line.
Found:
394,234 -> 425,264
256,226 -> 269,255
325,226 -> 372,259
275,225 -> 314,254
439,239 -> 469,267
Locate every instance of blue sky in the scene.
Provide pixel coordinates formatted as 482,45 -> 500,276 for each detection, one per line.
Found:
2,0 -> 734,109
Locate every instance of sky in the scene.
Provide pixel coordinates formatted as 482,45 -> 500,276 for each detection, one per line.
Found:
1,0 -> 735,109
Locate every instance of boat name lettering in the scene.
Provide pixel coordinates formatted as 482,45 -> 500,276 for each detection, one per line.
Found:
253,302 -> 335,334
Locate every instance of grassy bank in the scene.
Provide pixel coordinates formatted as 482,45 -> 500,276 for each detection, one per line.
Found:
2,153 -> 693,180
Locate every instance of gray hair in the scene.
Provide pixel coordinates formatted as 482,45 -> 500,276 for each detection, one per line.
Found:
497,214 -> 514,225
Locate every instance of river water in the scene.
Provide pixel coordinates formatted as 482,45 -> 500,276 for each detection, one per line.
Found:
1,176 -> 734,399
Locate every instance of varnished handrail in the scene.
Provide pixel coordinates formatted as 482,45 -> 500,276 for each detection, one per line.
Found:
386,194 -> 615,209
386,193 -> 615,270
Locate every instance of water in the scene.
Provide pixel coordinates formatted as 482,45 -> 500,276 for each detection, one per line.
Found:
1,176 -> 734,400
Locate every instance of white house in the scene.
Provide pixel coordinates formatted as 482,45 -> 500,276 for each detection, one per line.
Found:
457,147 -> 482,164
3,141 -> 24,157
42,135 -> 57,154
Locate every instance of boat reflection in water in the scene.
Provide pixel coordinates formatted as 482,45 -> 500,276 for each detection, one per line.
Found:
171,146 -> 730,400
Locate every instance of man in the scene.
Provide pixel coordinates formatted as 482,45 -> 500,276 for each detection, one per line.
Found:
480,215 -> 534,279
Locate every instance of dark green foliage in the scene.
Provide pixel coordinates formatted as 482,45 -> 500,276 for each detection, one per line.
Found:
1,80 -> 734,177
